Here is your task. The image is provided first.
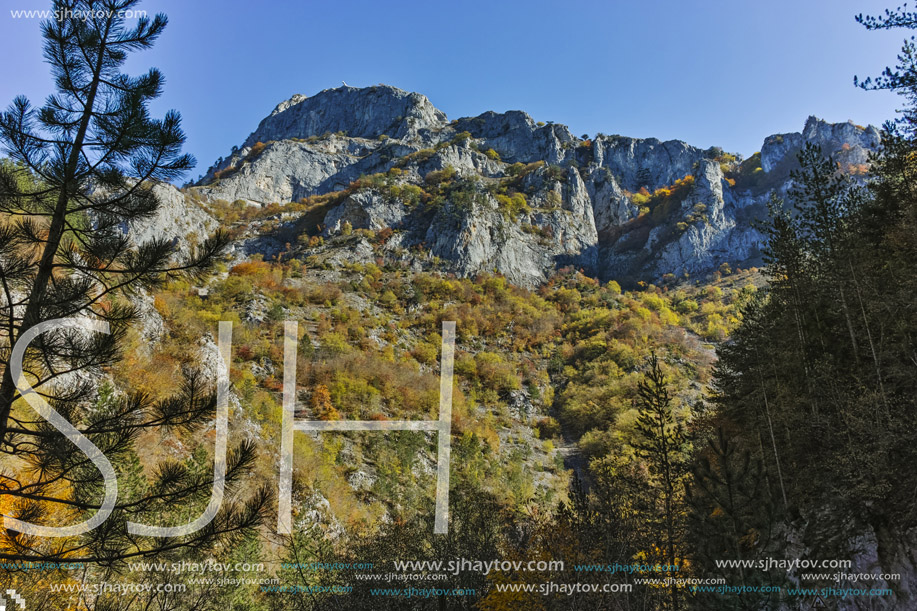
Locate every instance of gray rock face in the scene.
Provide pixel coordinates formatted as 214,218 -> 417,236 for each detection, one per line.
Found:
760,132 -> 804,174
585,166 -> 637,233
121,181 -> 217,262
842,526 -> 917,611
594,135 -> 710,192
199,137 -> 393,204
244,85 -> 446,145
316,165 -> 598,287
761,115 -> 881,173
323,190 -> 410,233
422,187 -> 597,287
653,160 -> 757,277
451,111 -> 575,164
414,142 -> 505,178
765,523 -> 917,611
191,85 -> 881,285
599,159 -> 766,281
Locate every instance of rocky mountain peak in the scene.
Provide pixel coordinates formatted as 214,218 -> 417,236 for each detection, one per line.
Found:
761,115 -> 880,174
268,93 -> 308,117
188,85 -> 883,286
451,111 -> 575,164
242,85 -> 447,147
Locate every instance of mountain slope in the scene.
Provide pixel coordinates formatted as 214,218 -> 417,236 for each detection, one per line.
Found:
191,84 -> 880,286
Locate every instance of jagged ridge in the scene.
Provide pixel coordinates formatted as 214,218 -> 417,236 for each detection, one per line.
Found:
191,85 -> 880,286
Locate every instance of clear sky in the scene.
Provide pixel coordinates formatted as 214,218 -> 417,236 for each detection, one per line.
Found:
0,0 -> 907,179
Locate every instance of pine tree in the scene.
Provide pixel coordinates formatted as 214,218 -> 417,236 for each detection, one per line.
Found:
686,428 -> 781,610
700,5 -> 917,582
633,352 -> 687,611
637,167 -> 653,190
0,0 -> 268,564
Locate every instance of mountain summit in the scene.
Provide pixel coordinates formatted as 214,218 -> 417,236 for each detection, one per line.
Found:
243,85 -> 446,145
192,85 -> 880,286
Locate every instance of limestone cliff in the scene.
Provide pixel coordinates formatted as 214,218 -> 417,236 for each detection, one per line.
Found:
193,85 -> 880,286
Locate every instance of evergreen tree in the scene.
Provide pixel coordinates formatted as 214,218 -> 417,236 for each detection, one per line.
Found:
686,428 -> 782,610
636,167 -> 653,190
0,0 -> 268,565
633,352 -> 687,611
699,7 -> 917,592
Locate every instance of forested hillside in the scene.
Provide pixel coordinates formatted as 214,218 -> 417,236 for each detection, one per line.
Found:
0,2 -> 915,610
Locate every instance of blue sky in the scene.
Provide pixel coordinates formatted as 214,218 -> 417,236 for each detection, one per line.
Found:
0,0 -> 907,180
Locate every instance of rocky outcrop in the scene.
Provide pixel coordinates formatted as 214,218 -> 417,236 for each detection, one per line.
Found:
761,116 -> 881,174
451,111 -> 575,164
117,181 -> 217,262
413,141 -> 505,178
198,137 -> 395,204
844,526 -> 917,611
422,167 -> 598,286
585,166 -> 637,233
763,522 -> 917,611
323,190 -> 410,233
317,164 -> 598,287
593,135 -> 711,192
597,159 -> 767,281
653,160 -> 761,277
191,85 -> 881,285
244,85 -> 446,145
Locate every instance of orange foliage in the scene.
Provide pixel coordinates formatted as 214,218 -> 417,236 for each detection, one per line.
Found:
248,141 -> 267,158
230,261 -> 271,276
311,384 -> 340,420
652,174 -> 694,199
229,260 -> 281,290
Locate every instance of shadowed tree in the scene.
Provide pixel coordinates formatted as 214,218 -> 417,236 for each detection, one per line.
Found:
686,428 -> 782,611
633,352 -> 688,611
694,10 -> 917,606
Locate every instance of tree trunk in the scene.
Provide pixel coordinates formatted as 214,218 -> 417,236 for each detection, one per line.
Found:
0,20 -> 111,444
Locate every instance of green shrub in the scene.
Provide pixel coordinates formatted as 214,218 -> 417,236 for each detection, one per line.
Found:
632,192 -> 651,206
544,165 -> 566,182
425,165 -> 457,186
536,417 -> 561,439
545,191 -> 562,209
451,131 -> 472,145
411,340 -> 440,366
495,192 -> 530,220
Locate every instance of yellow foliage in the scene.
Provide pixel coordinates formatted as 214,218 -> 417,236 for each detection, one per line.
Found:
311,384 -> 340,420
